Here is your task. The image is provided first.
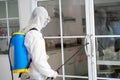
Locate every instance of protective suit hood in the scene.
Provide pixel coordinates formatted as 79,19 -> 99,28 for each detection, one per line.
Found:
21,6 -> 50,33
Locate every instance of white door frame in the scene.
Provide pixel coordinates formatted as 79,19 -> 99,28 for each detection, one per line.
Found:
85,0 -> 97,80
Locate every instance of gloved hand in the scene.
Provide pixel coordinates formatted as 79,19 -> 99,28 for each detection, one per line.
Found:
56,69 -> 59,74
52,71 -> 58,79
46,71 -> 58,80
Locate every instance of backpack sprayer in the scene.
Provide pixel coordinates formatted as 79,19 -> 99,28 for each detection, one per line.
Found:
8,32 -> 29,80
47,42 -> 89,80
8,28 -> 37,80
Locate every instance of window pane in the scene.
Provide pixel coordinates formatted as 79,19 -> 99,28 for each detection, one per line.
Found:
46,38 -> 62,74
9,19 -> 19,35
96,37 -> 115,61
0,1 -> 6,18
56,77 -> 62,80
0,20 -> 7,36
61,0 -> 86,36
64,38 -> 88,76
8,0 -> 18,17
95,0 -> 120,35
37,0 -> 60,36
0,38 -> 8,54
96,37 -> 120,78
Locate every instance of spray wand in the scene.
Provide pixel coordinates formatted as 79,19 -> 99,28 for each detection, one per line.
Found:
47,42 -> 89,80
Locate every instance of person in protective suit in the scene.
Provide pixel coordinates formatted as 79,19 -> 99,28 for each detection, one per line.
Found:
20,6 -> 58,80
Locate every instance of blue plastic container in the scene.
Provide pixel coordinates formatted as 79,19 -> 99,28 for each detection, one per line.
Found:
10,32 -> 29,73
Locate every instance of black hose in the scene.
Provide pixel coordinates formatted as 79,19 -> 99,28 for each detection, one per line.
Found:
56,42 -> 89,72
8,37 -> 14,80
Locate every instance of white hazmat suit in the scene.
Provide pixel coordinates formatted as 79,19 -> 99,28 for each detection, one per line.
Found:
20,7 -> 58,80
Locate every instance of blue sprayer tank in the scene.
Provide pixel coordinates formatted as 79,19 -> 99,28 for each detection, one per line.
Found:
10,32 -> 29,73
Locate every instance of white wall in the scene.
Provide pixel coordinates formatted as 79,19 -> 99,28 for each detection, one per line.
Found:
0,55 -> 20,80
18,0 -> 31,30
0,55 -> 11,80
18,0 -> 37,30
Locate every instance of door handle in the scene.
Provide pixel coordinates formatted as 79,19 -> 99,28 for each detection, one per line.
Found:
84,35 -> 91,56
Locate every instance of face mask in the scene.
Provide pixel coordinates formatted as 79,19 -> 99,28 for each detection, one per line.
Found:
42,17 -> 50,29
42,21 -> 49,28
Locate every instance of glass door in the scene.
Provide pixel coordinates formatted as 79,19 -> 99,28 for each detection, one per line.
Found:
94,0 -> 120,80
37,0 -> 90,80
